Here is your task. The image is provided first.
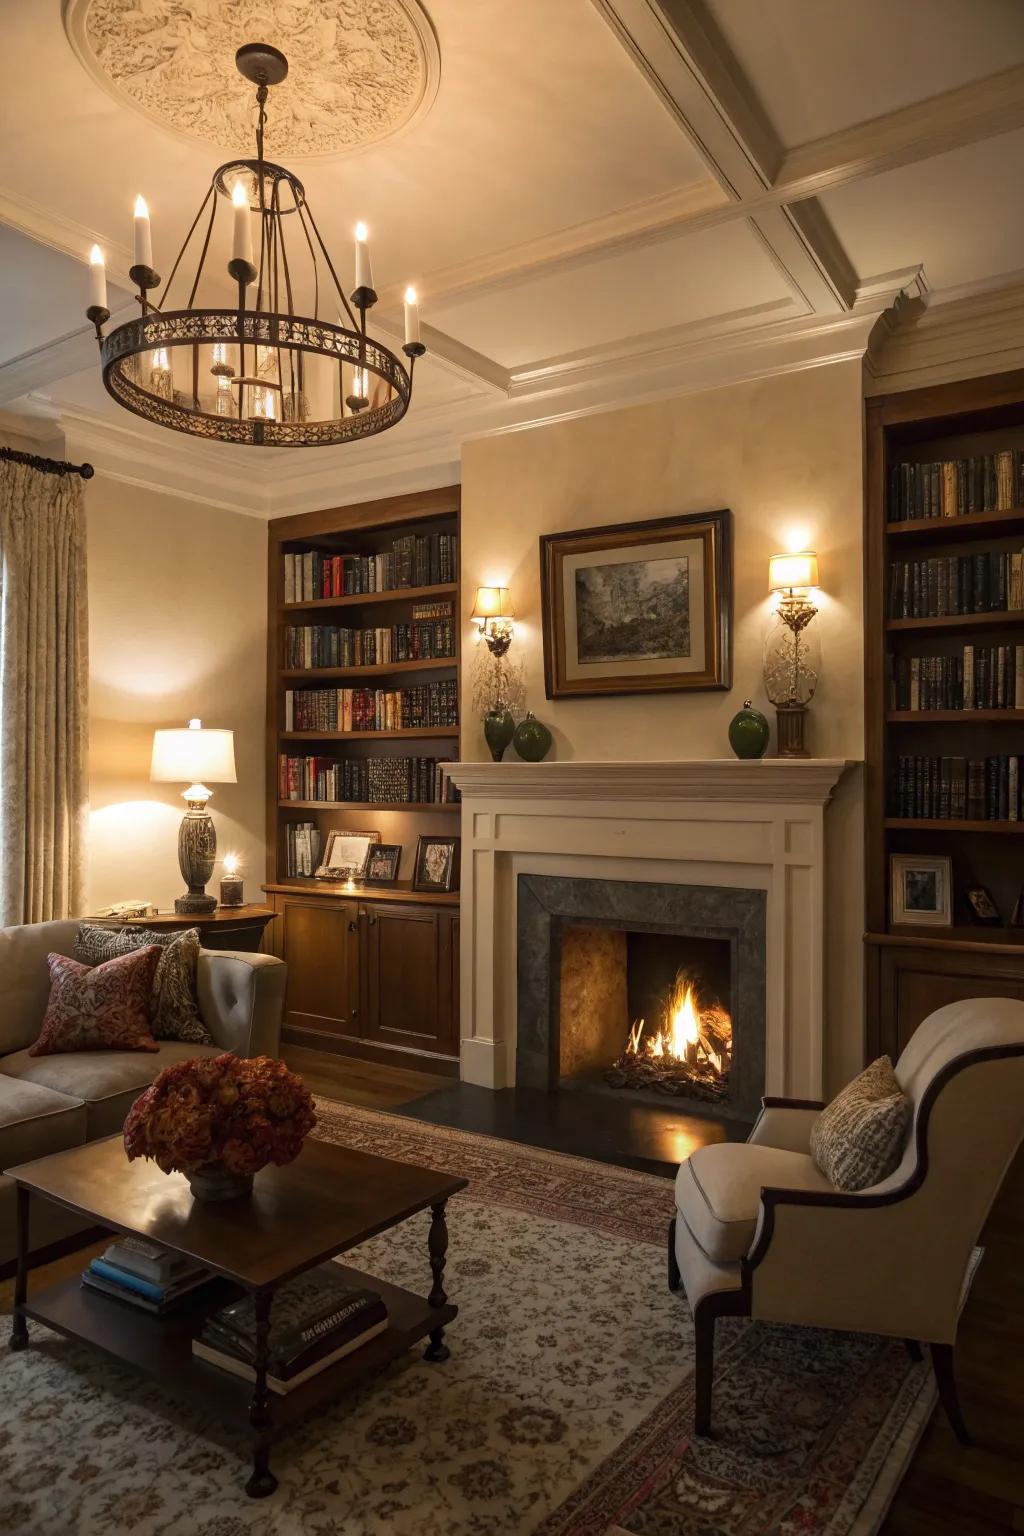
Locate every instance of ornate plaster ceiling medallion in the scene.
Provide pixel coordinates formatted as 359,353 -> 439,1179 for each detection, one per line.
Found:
63,0 -> 439,158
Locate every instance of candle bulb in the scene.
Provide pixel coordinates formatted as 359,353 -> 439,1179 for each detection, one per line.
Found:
88,244 -> 107,310
354,222 -> 373,290
232,181 -> 253,268
403,285 -> 420,347
133,194 -> 153,271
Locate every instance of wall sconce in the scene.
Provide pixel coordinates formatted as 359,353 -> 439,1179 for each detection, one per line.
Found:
764,552 -> 821,758
471,586 -> 515,657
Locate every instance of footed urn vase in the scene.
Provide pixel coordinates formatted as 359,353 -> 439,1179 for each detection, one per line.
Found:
186,1162 -> 255,1203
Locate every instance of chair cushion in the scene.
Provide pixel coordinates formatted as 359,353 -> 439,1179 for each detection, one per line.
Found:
675,1142 -> 834,1262
811,1055 -> 912,1192
74,924 -> 213,1045
0,1074 -> 86,1171
30,949 -> 162,1057
1,1041 -> 224,1139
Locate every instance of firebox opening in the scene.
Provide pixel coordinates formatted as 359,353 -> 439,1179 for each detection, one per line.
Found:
557,924 -> 734,1106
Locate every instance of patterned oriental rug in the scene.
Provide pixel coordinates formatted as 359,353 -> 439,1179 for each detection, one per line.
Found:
0,1099 -> 939,1536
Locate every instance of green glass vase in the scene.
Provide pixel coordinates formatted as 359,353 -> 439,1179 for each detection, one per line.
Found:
728,699 -> 770,759
513,712 -> 553,762
483,708 -> 515,762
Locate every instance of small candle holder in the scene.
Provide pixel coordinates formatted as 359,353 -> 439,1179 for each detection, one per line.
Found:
219,857 -> 244,907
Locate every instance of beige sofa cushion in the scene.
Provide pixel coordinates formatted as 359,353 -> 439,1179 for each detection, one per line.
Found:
675,1142 -> 834,1262
0,919 -> 79,1055
811,1055 -> 912,1192
0,1075 -> 86,1171
0,1040 -> 224,1139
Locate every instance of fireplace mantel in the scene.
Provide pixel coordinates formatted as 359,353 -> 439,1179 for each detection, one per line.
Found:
448,759 -> 849,805
447,757 -> 855,1097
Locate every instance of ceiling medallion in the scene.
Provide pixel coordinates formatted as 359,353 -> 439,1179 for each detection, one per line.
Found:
85,43 -> 426,449
63,0 -> 439,158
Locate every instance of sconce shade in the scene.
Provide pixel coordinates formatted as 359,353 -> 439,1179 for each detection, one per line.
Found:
471,586 -> 514,621
150,718 -> 237,783
769,551 -> 819,593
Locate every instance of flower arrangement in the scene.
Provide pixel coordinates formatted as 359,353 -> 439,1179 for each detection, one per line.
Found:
124,1054 -> 317,1181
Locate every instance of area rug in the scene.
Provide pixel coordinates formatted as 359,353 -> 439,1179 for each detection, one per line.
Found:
0,1098 -> 939,1536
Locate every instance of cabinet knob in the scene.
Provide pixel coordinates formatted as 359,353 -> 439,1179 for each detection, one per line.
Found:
368,913 -> 377,927
348,919 -> 357,933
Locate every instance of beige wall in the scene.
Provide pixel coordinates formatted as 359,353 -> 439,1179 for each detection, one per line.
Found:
460,361 -> 865,1089
85,478 -> 267,915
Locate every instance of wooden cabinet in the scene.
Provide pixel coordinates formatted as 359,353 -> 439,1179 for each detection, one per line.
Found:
867,933 -> 1024,1060
268,886 -> 459,1069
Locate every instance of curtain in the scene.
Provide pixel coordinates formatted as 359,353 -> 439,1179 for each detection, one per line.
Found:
0,458 -> 88,925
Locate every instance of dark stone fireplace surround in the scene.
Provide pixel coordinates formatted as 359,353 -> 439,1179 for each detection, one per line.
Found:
516,874 -> 767,1125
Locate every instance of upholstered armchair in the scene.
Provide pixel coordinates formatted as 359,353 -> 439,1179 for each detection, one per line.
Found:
669,998 -> 1024,1441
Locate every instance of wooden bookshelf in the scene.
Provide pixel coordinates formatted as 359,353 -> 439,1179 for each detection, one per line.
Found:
265,486 -> 462,1071
864,370 -> 1024,1060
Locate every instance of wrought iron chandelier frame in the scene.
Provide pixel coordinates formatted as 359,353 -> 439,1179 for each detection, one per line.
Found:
87,43 -> 425,449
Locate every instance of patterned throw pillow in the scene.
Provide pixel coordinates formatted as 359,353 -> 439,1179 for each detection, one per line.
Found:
810,1055 -> 912,1191
74,924 -> 213,1045
30,948 -> 162,1056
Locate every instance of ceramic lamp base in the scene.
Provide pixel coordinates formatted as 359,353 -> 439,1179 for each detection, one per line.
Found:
775,703 -> 809,758
176,800 -> 217,914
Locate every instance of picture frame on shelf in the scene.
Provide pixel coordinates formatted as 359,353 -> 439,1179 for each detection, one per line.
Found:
315,830 -> 380,880
413,835 -> 460,893
539,509 -> 732,699
965,885 -> 1002,926
362,843 -> 402,885
890,853 -> 952,927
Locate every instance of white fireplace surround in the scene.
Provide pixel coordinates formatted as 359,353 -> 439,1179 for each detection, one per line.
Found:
446,760 -> 852,1098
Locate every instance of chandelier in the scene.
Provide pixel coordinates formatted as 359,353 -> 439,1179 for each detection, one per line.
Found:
84,43 -> 426,448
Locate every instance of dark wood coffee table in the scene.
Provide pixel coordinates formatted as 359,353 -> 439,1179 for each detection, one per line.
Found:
6,1136 -> 467,1497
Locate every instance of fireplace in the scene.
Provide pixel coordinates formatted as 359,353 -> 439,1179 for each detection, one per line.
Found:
517,874 -> 766,1125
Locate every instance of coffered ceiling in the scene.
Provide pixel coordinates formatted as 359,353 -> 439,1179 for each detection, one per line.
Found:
1,0 -> 1023,515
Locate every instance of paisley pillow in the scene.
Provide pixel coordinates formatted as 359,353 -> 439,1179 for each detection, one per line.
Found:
74,924 -> 212,1044
30,948 -> 162,1056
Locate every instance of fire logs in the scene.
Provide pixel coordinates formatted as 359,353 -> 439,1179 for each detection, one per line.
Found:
604,1056 -> 731,1101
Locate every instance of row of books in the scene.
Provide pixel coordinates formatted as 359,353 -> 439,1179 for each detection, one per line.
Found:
284,611 -> 455,670
82,1236 -> 212,1315
280,754 -> 457,804
892,756 -> 1022,822
888,551 -> 1024,619
285,821 -> 322,876
285,680 -> 459,733
887,449 -> 1022,523
284,533 -> 458,600
192,1265 -> 387,1397
887,646 -> 1024,712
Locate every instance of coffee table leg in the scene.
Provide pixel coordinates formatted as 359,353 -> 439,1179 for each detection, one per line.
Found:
245,1287 -> 278,1499
423,1199 -> 450,1362
10,1186 -> 30,1351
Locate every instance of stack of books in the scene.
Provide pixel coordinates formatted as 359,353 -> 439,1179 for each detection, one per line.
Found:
192,1264 -> 387,1395
82,1237 -> 212,1314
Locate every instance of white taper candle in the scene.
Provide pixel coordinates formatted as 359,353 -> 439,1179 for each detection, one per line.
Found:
133,195 -> 152,270
354,222 -> 373,290
404,285 -> 420,346
88,245 -> 107,310
231,181 -> 253,267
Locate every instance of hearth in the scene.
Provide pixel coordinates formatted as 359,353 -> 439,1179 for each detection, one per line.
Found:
518,875 -> 766,1125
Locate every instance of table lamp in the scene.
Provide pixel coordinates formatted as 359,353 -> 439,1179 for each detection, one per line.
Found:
150,718 -> 237,914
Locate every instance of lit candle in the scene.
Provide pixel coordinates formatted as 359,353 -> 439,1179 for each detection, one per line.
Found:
404,285 -> 420,346
133,194 -> 153,270
232,181 -> 253,267
88,244 -> 107,310
354,222 -> 373,290
219,853 -> 244,907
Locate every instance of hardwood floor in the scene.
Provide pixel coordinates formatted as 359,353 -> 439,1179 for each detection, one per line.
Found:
3,1049 -> 1020,1533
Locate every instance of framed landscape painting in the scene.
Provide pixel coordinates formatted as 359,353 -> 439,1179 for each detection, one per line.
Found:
539,510 -> 732,698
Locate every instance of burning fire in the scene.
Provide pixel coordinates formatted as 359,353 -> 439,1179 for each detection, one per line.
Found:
625,973 -> 729,1076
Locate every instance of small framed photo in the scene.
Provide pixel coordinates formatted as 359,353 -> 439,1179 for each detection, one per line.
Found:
965,885 -> 1001,926
315,829 -> 380,880
890,854 -> 952,927
363,843 -> 402,885
413,835 -> 460,893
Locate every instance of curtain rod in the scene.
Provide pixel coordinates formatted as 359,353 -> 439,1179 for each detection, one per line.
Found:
0,445 -> 94,481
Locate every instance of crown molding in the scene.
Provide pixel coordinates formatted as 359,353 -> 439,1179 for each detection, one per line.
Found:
865,272 -> 1024,394
0,183 -> 133,284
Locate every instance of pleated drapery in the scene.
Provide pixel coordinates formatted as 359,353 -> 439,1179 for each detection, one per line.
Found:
0,457 -> 88,925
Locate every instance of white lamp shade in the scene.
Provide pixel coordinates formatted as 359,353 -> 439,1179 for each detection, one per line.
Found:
150,719 -> 237,784
768,551 -> 819,593
471,586 -> 514,621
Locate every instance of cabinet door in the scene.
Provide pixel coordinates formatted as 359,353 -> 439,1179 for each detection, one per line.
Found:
363,905 -> 457,1057
279,897 -> 359,1039
869,938 -> 1024,1059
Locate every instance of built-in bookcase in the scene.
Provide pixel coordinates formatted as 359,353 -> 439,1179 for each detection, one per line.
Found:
865,371 -> 1024,1060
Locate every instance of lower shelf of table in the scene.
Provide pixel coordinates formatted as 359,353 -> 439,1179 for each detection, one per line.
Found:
20,1262 -> 457,1437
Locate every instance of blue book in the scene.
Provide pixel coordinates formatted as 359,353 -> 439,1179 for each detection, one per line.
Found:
88,1258 -> 167,1302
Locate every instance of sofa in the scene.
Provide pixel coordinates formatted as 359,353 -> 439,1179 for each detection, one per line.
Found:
0,918 -> 286,1270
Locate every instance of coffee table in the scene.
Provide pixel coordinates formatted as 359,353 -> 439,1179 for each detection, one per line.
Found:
7,1135 -> 467,1497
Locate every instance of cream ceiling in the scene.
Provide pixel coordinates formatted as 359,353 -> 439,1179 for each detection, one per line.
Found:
1,0 -> 1023,515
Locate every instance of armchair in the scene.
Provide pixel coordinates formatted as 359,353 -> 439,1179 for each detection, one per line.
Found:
669,997 -> 1024,1441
